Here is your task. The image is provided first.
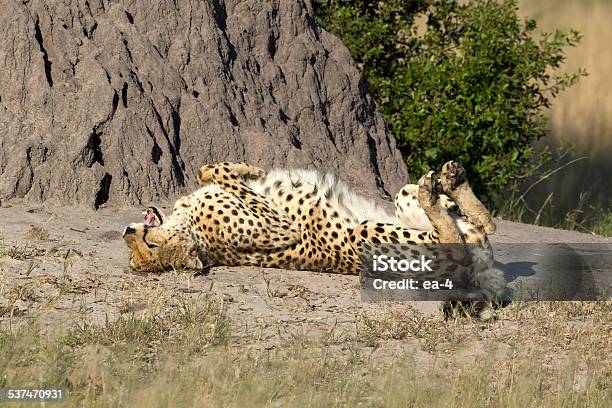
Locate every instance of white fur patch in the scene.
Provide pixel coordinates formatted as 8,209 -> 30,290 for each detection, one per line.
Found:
249,168 -> 399,226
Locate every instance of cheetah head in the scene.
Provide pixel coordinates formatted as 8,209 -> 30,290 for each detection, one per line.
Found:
122,207 -> 203,273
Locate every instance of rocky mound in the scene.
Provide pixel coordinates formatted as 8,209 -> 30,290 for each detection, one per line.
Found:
0,0 -> 408,208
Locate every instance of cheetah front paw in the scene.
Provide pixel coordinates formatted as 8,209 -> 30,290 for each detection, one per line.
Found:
440,160 -> 496,234
417,170 -> 439,209
197,162 -> 266,185
231,163 -> 266,180
440,160 -> 467,193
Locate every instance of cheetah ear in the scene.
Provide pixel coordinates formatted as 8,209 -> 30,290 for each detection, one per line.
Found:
150,206 -> 165,225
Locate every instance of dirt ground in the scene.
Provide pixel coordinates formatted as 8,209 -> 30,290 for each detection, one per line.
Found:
1,201 -> 610,403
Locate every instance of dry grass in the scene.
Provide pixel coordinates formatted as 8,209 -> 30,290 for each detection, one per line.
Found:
23,225 -> 50,241
355,306 -> 472,352
5,275 -> 607,404
515,0 -> 612,228
519,0 -> 612,152
1,293 -> 610,407
1,221 -> 611,406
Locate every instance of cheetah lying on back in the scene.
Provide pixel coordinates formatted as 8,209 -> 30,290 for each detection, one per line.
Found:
123,161 -> 506,302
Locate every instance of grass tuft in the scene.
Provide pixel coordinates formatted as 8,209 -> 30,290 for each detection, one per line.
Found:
1,311 -> 609,407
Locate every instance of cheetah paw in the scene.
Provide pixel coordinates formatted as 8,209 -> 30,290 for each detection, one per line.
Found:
197,162 -> 265,185
233,163 -> 266,180
440,161 -> 496,234
417,170 -> 439,209
440,160 -> 467,193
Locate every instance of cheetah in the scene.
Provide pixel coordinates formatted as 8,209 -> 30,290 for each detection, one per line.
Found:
123,161 -> 507,306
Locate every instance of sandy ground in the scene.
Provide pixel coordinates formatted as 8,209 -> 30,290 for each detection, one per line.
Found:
1,201 -> 610,367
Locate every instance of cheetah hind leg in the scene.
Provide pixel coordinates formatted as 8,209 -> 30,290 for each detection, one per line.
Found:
197,162 -> 266,186
439,161 -> 496,234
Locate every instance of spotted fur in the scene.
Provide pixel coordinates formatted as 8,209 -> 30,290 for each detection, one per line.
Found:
123,161 -> 505,300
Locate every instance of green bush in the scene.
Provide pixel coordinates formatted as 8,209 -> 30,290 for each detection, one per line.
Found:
314,0 -> 585,204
